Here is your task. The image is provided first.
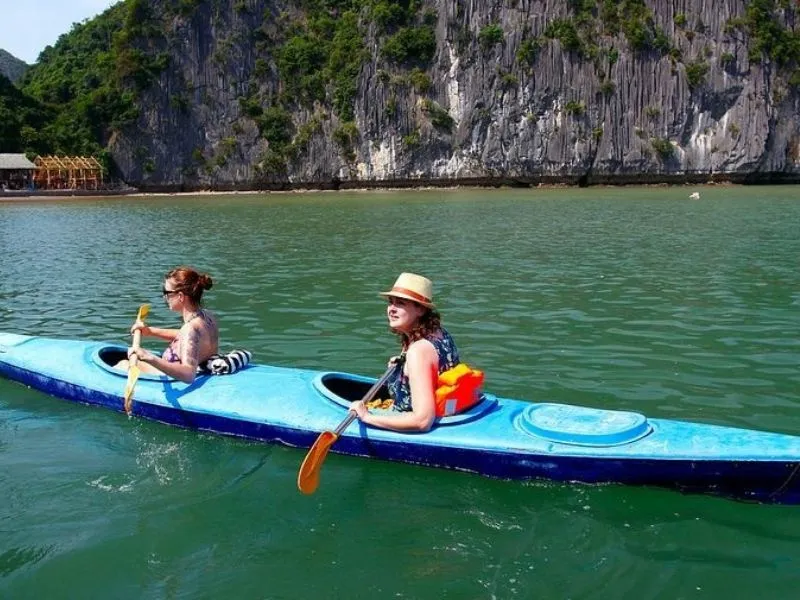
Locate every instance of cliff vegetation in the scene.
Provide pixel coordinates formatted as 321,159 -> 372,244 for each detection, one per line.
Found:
3,0 -> 800,189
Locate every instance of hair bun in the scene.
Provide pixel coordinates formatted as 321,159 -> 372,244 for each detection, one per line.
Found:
200,274 -> 213,291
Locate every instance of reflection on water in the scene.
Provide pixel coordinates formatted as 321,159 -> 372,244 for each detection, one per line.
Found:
2,187 -> 800,598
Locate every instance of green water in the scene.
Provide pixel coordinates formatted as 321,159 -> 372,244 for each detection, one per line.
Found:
1,187 -> 799,599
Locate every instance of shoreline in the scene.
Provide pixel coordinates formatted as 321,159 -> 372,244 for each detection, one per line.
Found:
0,176 -> 784,202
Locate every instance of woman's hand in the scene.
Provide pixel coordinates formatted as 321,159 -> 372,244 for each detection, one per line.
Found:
387,353 -> 406,367
350,400 -> 369,421
130,320 -> 152,336
128,347 -> 157,364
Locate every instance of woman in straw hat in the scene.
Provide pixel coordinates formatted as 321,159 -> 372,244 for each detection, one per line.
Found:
350,273 -> 460,432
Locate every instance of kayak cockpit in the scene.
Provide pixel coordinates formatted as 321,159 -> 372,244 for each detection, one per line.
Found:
312,372 -> 498,426
97,346 -> 128,367
318,372 -> 388,402
92,345 -> 172,380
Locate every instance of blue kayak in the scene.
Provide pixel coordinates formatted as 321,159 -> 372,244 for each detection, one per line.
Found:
2,332 -> 799,504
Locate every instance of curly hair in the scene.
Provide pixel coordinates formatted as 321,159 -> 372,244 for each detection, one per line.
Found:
166,266 -> 213,304
394,308 -> 442,350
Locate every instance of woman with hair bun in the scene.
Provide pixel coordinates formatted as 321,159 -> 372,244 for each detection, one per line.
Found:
117,266 -> 219,383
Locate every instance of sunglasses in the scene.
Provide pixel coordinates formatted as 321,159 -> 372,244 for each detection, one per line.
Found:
162,287 -> 182,296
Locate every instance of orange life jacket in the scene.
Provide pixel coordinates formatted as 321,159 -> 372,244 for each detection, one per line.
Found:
434,363 -> 485,417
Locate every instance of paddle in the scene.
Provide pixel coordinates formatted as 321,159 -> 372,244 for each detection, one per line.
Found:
297,361 -> 401,495
123,304 -> 151,415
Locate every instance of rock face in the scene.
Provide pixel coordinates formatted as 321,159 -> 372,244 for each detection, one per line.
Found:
109,0 -> 800,190
0,49 -> 28,84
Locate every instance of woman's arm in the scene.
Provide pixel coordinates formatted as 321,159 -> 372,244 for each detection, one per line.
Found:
353,341 -> 438,432
131,324 -> 202,384
145,326 -> 181,341
131,320 -> 179,341
131,350 -> 197,384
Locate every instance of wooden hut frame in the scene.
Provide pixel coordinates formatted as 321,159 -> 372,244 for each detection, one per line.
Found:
33,155 -> 104,190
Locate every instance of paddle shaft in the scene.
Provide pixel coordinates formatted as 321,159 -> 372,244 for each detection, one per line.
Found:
124,304 -> 150,414
129,304 -> 149,366
334,364 -> 398,435
130,329 -> 143,368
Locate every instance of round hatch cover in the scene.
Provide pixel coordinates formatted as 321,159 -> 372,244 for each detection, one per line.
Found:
517,403 -> 651,446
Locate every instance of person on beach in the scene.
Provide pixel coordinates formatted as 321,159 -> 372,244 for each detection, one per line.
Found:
115,266 -> 219,383
350,272 -> 461,432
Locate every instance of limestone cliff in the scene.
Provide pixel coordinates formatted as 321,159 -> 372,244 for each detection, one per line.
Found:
0,49 -> 28,84
108,0 -> 800,190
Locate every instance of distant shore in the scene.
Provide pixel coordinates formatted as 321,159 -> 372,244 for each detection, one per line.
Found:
0,183 -> 721,202
0,171 -> 794,202
0,188 -> 136,202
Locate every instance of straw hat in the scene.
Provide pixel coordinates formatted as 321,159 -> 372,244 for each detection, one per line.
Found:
380,273 -> 435,308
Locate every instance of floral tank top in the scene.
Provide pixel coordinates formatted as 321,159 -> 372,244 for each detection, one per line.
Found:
387,328 -> 460,412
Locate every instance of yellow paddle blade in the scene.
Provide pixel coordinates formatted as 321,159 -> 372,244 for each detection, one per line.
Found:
297,431 -> 339,495
137,304 -> 151,321
123,363 -> 140,414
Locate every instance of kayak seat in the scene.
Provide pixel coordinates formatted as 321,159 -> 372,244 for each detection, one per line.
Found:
517,403 -> 652,446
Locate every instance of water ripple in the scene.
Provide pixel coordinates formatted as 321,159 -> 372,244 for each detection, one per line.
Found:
2,189 -> 800,598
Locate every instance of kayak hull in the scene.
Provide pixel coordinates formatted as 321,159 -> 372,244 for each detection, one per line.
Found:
1,333 -> 799,504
